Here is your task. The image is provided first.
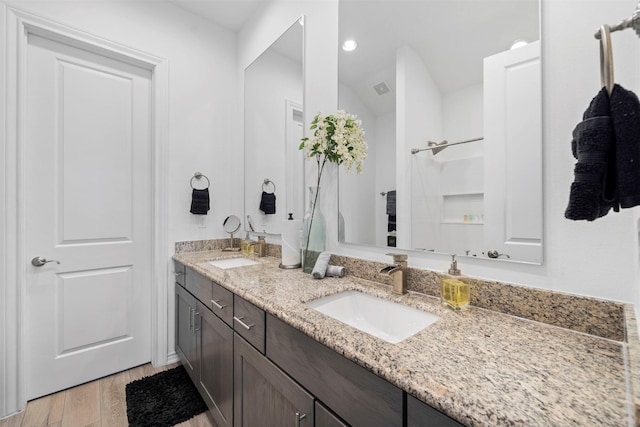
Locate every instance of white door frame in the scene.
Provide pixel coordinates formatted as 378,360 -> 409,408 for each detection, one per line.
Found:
0,6 -> 169,417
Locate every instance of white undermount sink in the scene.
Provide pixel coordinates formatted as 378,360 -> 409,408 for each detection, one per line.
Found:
207,257 -> 260,269
305,290 -> 439,344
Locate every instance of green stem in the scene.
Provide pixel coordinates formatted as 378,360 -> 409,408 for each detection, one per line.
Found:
304,156 -> 327,264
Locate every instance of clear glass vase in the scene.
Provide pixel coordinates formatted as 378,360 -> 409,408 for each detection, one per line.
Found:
302,186 -> 326,273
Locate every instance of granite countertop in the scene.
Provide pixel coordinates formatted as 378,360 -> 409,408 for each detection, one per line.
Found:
173,251 -> 632,427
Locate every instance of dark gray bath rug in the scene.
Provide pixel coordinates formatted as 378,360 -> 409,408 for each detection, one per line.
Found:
125,365 -> 207,426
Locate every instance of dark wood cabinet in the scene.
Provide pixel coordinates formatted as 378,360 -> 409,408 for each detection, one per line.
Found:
212,281 -> 234,326
197,301 -> 233,427
266,314 -> 403,427
176,268 -> 233,427
186,266 -> 212,308
233,295 -> 266,353
175,261 -> 465,427
315,402 -> 348,427
234,332 -> 313,427
174,260 -> 185,286
175,283 -> 197,382
407,395 -> 464,427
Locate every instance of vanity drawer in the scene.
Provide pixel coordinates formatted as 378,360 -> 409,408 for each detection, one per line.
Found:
185,267 -> 212,306
267,314 -> 402,427
233,295 -> 265,353
211,281 -> 233,326
174,261 -> 185,286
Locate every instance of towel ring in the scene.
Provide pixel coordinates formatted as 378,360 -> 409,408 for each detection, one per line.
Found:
262,179 -> 276,193
599,24 -> 614,95
191,172 -> 210,189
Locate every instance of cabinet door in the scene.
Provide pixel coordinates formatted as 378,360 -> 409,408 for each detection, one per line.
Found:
197,303 -> 233,427
267,314 -> 402,426
316,401 -> 348,427
234,333 -> 313,427
175,284 -> 197,381
407,395 -> 464,427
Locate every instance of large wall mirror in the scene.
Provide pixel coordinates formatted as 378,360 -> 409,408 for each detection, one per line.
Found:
338,0 -> 542,264
245,18 -> 304,235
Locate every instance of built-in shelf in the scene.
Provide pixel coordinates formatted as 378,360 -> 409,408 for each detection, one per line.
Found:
441,192 -> 484,224
442,221 -> 484,225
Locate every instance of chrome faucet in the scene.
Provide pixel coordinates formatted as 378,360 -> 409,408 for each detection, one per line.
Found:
379,253 -> 408,295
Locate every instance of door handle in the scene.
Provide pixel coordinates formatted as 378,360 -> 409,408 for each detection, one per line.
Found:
31,257 -> 60,267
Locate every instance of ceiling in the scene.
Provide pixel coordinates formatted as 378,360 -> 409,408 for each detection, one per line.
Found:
168,0 -> 266,31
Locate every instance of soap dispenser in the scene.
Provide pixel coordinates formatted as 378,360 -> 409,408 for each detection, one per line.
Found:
448,254 -> 461,276
441,255 -> 469,311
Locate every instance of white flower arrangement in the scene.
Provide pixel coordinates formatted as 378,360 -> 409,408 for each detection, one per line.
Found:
299,110 -> 367,269
299,110 -> 368,184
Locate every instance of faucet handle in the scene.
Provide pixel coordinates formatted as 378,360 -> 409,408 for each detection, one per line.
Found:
385,253 -> 407,262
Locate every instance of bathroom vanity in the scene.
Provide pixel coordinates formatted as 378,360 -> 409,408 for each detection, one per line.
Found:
173,251 -> 634,426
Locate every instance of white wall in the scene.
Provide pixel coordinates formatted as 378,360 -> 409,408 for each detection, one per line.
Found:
443,84 -> 484,157
338,82 -> 377,245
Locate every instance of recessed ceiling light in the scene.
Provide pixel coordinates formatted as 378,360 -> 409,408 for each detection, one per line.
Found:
509,39 -> 529,50
342,39 -> 358,52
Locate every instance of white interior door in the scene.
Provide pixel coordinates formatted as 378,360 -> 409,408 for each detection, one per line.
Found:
285,100 -> 304,220
483,41 -> 542,263
25,32 -> 152,399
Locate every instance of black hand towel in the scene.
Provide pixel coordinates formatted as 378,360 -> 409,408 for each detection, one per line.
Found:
610,84 -> 640,209
386,190 -> 396,216
388,215 -> 396,232
565,87 -> 616,221
190,188 -> 210,215
259,191 -> 276,215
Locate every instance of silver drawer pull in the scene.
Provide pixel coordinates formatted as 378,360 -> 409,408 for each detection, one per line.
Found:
233,316 -> 254,330
296,412 -> 306,427
193,311 -> 200,332
211,299 -> 227,310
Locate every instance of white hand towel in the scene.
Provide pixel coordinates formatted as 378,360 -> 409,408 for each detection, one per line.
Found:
325,265 -> 346,278
312,252 -> 331,279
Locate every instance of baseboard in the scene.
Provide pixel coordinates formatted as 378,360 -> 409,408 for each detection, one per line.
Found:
167,351 -> 180,365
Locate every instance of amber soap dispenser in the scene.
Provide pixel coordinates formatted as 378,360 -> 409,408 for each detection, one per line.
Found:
441,255 -> 469,310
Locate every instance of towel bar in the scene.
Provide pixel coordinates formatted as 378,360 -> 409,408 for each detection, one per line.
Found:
262,179 -> 276,193
191,172 -> 210,189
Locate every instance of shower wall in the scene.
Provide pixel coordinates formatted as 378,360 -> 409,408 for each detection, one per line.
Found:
410,80 -> 484,254
397,45 -> 443,248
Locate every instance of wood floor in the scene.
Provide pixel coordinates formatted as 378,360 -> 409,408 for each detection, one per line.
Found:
0,363 -> 215,427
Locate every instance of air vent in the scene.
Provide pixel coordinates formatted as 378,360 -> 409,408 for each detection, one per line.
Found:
373,81 -> 391,95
